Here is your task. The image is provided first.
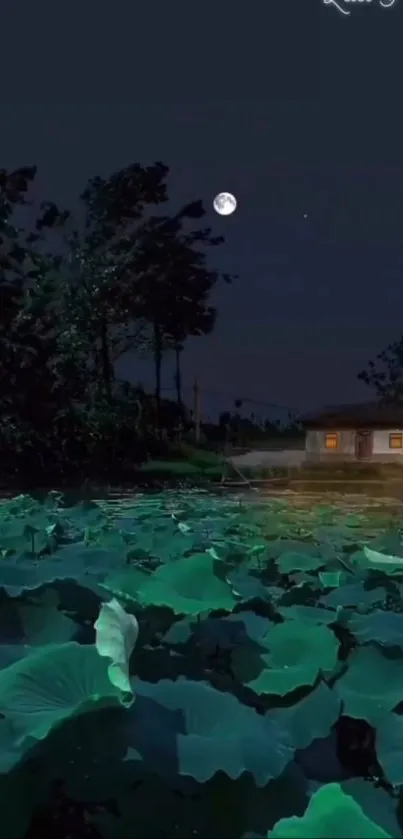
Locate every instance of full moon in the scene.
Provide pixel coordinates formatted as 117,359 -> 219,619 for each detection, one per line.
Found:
213,192 -> 237,216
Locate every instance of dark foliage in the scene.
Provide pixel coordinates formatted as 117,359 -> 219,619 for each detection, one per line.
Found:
0,163 -> 233,486
358,338 -> 403,403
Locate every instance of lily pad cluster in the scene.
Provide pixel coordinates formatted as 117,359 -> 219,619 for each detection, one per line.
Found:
0,489 -> 403,837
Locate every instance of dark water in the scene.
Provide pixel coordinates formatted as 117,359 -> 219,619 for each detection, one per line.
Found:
0,483 -> 149,505
2,482 -> 403,527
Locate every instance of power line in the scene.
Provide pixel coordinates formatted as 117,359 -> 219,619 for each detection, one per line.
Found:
203,390 -> 299,413
159,385 -> 299,414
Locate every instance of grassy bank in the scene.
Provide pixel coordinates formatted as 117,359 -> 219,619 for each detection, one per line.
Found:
139,443 -> 225,479
139,448 -> 403,488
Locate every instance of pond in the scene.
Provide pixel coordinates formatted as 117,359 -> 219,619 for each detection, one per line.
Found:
0,487 -> 403,838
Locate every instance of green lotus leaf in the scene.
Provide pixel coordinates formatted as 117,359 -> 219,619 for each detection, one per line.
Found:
346,610 -> 403,647
0,560 -> 58,597
367,531 -> 403,554
0,536 -> 129,596
290,571 -> 317,586
129,676 -> 294,786
1,488 -> 402,837
162,617 -> 194,644
277,683 -> 341,750
263,540 -> 321,560
234,648 -> 314,696
57,499 -> 106,529
276,552 -> 324,574
341,779 -> 401,839
227,567 -> 273,602
162,611 -> 272,649
363,546 -> 403,574
99,566 -> 152,601
343,513 -> 368,528
227,611 -> 273,645
104,553 -> 237,615
318,570 -> 346,588
16,588 -> 78,646
0,646 -> 29,672
268,783 -> 391,838
375,713 -> 403,785
54,541 -> 128,575
336,646 -> 403,724
0,516 -> 60,556
0,494 -> 40,518
320,581 -> 386,610
234,620 -> 339,696
0,642 -> 129,751
19,603 -> 77,646
277,605 -> 339,626
268,620 -> 339,672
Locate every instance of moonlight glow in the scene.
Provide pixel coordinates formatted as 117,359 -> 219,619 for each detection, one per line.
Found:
213,192 -> 237,216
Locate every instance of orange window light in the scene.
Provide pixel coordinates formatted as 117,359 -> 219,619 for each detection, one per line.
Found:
325,432 -> 338,450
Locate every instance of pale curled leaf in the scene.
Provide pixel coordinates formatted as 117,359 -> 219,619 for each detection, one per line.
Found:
94,598 -> 139,695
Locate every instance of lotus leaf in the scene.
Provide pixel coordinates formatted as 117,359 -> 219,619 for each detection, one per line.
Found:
346,609 -> 403,647
277,682 -> 341,750
276,551 -> 325,574
318,570 -> 346,588
104,552 -> 237,615
263,540 -> 321,560
277,604 -> 339,625
234,619 -> 339,696
94,598 -> 139,694
0,517 -> 60,556
375,713 -> 403,785
341,779 -> 401,839
17,599 -> 78,646
129,676 -> 294,785
320,580 -> 386,610
268,783 -> 391,838
336,646 -> 403,724
0,642 -> 129,752
363,546 -> 403,574
0,489 -> 402,835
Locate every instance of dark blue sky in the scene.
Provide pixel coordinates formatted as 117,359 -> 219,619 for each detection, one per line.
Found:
1,1 -> 403,420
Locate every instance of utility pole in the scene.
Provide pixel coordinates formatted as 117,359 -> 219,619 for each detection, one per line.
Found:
193,379 -> 201,443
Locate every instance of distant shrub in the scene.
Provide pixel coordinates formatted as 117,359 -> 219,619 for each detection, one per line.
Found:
166,443 -> 223,469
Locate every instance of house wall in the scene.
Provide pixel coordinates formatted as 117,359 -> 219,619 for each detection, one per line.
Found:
373,428 -> 403,458
305,427 -> 403,462
305,429 -> 355,462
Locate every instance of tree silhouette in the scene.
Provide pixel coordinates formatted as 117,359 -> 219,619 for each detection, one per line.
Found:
357,338 -> 403,402
0,160 -> 232,482
121,203 -> 233,428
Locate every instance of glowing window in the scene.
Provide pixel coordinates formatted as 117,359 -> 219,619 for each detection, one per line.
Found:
325,432 -> 338,450
389,433 -> 403,449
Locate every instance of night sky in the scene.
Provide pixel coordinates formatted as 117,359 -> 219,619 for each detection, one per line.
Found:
1,1 -> 403,420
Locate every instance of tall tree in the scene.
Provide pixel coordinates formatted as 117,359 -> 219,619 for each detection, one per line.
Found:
40,161 -> 170,402
0,166 -> 66,419
0,159 -> 233,478
357,337 -> 403,402
170,304 -> 215,408
130,200 -> 233,424
0,165 -> 38,327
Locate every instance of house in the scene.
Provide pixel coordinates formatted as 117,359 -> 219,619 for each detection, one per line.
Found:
300,402 -> 403,463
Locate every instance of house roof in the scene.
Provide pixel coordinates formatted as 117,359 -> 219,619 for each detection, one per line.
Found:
299,401 -> 403,429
